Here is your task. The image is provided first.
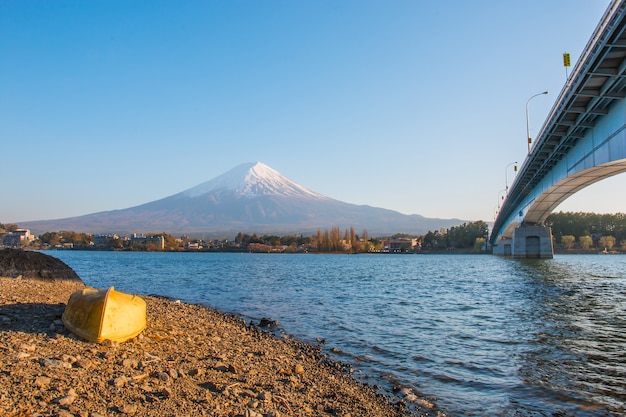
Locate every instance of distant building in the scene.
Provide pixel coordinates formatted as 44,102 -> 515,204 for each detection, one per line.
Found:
2,229 -> 32,247
94,234 -> 119,247
184,242 -> 202,250
385,237 -> 418,253
130,234 -> 165,250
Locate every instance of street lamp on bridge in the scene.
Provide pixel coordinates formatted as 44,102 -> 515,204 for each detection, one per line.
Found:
526,91 -> 548,153
505,161 -> 518,192
497,188 -> 507,211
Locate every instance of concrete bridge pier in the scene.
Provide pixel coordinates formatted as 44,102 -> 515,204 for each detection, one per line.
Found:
493,225 -> 554,259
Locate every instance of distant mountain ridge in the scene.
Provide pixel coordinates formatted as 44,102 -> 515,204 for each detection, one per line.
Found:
20,162 -> 465,236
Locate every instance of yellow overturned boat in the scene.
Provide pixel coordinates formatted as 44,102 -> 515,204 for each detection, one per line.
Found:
62,286 -> 147,343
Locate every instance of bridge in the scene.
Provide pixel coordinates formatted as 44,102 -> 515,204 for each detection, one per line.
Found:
490,0 -> 626,258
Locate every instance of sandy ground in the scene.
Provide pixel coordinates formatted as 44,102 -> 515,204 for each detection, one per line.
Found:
0,276 -> 438,417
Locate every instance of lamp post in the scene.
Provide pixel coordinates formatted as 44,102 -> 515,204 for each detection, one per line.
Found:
526,91 -> 548,153
505,161 -> 518,192
497,188 -> 507,211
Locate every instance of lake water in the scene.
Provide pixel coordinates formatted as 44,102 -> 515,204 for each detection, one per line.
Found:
48,251 -> 626,416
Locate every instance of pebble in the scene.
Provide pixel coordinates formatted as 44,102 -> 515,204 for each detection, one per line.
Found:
19,343 -> 36,352
161,387 -> 173,398
0,277 -> 405,417
112,375 -> 128,387
35,376 -> 52,387
57,393 -> 76,406
242,389 -> 256,398
245,409 -> 263,417
131,373 -> 149,381
75,358 -> 93,369
122,358 -> 139,368
188,367 -> 205,377
40,358 -> 72,368
214,362 -> 230,372
119,403 -> 138,414
57,388 -> 78,406
257,391 -> 272,402
60,354 -> 77,364
416,398 -> 436,409
144,352 -> 160,362
294,363 -> 305,375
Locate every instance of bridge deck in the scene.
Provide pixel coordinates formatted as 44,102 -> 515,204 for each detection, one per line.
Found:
491,0 -> 626,244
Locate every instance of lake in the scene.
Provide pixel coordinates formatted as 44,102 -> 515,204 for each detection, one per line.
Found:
48,251 -> 626,416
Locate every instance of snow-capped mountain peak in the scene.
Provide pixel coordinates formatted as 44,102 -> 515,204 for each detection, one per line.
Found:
182,162 -> 328,200
20,161 -> 465,236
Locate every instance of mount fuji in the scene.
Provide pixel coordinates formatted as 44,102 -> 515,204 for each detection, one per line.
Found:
21,162 -> 464,236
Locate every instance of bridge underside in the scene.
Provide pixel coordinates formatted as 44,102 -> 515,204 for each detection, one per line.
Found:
523,161 -> 626,225
498,160 -> 626,241
492,96 -> 626,257
493,160 -> 626,259
491,1 -> 626,258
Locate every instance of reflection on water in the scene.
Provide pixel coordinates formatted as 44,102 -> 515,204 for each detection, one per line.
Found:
516,259 -> 626,415
49,251 -> 626,416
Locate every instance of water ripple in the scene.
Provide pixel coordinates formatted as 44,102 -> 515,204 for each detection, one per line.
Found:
49,251 -> 626,417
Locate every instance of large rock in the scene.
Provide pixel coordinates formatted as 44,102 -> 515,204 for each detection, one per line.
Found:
0,249 -> 83,282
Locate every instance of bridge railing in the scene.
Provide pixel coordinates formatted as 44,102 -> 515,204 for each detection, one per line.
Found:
490,0 -> 626,244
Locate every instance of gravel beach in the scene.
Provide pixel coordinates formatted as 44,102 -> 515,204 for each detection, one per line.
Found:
0,275 -> 425,417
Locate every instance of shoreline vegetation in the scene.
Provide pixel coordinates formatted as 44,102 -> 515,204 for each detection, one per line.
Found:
0,274 -> 435,417
2,222 -> 492,254
6,211 -> 626,254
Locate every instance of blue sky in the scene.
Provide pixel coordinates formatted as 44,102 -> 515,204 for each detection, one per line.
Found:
2,0 -> 622,225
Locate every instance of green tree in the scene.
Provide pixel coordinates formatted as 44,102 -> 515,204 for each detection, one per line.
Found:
579,235 -> 593,250
473,237 -> 486,253
546,212 -> 626,243
422,230 -> 446,250
315,229 -> 324,252
330,227 -> 342,252
349,227 -> 359,253
561,235 -> 576,250
446,221 -> 489,249
598,235 -> 616,250
108,236 -> 123,249
323,229 -> 330,252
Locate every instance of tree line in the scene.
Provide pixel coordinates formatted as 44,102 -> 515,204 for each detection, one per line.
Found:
421,221 -> 489,252
4,220 -> 491,254
0,223 -> 19,232
546,211 -> 626,251
5,212 -> 626,253
230,222 -> 489,253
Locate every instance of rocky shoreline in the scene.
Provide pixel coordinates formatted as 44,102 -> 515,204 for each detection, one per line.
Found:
0,275 -> 434,417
